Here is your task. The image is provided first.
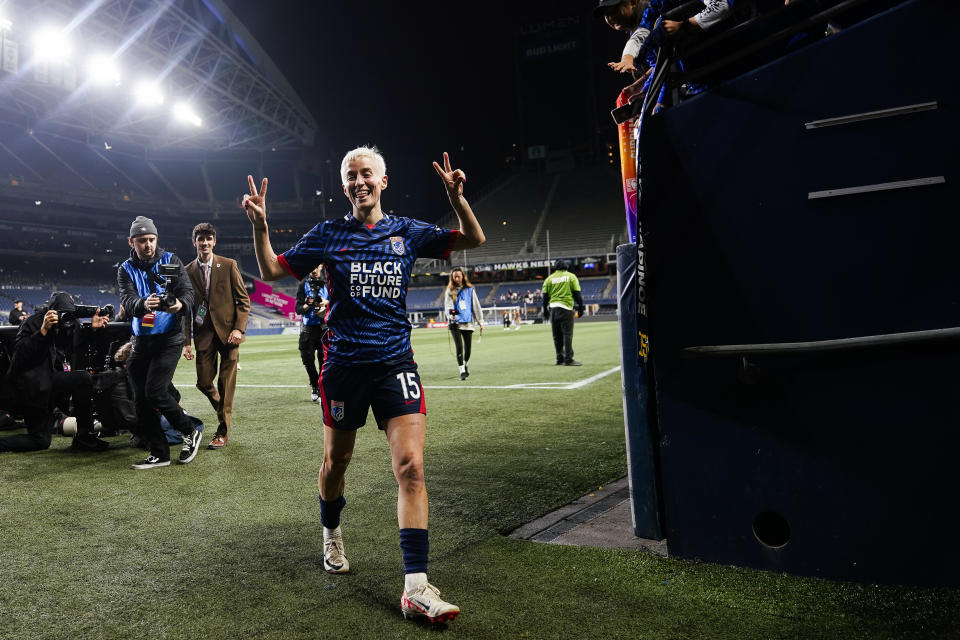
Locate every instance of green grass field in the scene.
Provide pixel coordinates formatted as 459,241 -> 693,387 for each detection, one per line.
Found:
1,322 -> 958,639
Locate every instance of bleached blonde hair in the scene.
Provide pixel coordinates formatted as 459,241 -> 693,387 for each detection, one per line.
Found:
340,145 -> 387,183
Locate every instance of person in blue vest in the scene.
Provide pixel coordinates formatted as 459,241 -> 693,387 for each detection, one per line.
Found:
117,216 -> 202,470
443,267 -> 483,380
296,265 -> 329,402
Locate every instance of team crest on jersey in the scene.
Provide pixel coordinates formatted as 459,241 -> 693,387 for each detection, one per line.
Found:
390,236 -> 405,256
331,400 -> 344,422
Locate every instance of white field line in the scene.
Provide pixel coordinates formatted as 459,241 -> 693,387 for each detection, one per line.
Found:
566,366 -> 622,389
233,366 -> 621,391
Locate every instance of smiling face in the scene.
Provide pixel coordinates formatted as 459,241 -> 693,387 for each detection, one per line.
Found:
194,233 -> 216,262
129,234 -> 158,261
342,154 -> 388,215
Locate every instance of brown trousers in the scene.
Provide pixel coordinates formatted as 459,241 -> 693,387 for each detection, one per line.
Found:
194,331 -> 239,435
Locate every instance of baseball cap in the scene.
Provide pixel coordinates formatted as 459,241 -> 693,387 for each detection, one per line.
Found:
593,0 -> 623,18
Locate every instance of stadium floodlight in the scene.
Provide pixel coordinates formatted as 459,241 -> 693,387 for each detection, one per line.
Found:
173,102 -> 202,127
133,80 -> 164,107
33,28 -> 72,62
86,55 -> 122,87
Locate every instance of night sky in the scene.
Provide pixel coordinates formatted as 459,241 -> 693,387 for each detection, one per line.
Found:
221,0 -> 630,220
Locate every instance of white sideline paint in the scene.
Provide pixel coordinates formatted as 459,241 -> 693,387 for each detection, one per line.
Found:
233,366 -> 621,391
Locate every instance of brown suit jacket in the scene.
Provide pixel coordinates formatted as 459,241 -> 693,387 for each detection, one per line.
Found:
184,254 -> 251,351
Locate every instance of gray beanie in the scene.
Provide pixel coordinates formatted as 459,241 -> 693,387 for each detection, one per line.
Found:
129,216 -> 158,237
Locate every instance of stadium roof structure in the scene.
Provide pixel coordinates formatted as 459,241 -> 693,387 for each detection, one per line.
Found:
0,0 -> 318,151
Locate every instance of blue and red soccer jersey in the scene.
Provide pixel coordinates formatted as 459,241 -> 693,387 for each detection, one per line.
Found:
279,213 -> 458,365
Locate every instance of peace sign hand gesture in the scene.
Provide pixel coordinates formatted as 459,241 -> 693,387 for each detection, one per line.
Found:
242,175 -> 269,227
432,152 -> 466,199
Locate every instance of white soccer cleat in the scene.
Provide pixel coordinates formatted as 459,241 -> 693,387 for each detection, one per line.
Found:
323,527 -> 349,574
401,583 -> 460,624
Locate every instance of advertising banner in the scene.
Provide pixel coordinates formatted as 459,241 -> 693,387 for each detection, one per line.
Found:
249,279 -> 297,321
616,91 -> 639,243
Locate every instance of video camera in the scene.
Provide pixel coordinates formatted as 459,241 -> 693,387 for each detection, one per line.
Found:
58,304 -> 114,328
308,276 -> 326,312
146,264 -> 180,310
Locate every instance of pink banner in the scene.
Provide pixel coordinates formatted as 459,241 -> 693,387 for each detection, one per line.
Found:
250,279 -> 298,321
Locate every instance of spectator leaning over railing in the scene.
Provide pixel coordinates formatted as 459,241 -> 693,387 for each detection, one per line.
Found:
596,0 -> 652,76
598,0 -> 733,109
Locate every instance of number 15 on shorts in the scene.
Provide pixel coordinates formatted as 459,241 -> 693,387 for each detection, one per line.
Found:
396,372 -> 422,401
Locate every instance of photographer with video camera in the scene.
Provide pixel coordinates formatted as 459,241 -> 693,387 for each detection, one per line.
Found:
0,292 -> 110,453
297,266 -> 328,402
118,216 -> 201,470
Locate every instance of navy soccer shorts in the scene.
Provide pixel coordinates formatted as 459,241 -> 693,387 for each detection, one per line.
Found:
319,355 -> 426,430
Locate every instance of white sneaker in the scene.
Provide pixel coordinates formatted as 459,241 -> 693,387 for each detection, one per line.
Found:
323,527 -> 349,574
401,583 -> 460,623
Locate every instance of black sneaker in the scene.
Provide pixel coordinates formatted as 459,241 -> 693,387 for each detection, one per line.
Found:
131,455 -> 171,470
555,358 -> 564,365
72,434 -> 109,452
564,360 -> 582,366
311,387 -> 320,402
178,428 -> 203,464
459,371 -> 468,381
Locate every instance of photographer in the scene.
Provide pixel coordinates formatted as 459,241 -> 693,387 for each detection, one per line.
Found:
118,216 -> 201,470
296,266 -> 328,402
0,292 -> 109,453
443,267 -> 483,380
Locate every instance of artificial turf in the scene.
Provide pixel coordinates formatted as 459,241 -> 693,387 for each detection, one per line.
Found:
0,322 -> 957,639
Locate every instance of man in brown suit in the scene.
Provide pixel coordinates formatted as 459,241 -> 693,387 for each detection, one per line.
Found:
183,222 -> 251,449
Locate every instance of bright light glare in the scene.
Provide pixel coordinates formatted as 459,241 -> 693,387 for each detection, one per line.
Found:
0,17 -> 12,31
173,102 -> 202,127
33,28 -> 72,62
134,81 -> 164,106
86,55 -> 122,87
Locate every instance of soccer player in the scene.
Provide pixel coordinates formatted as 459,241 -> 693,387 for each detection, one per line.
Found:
242,146 -> 485,624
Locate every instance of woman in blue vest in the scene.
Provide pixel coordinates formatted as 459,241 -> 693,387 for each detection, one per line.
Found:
443,268 -> 483,380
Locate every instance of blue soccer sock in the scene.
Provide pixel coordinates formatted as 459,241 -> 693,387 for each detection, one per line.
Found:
318,494 -> 346,530
399,528 -> 429,575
